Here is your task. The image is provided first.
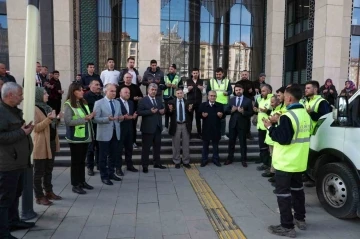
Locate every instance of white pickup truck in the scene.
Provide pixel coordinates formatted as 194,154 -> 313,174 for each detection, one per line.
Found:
308,90 -> 360,219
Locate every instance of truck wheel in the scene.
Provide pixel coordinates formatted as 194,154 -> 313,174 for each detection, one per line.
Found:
316,162 -> 359,219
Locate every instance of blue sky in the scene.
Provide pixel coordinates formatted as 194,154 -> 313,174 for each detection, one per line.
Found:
97,1 -> 253,46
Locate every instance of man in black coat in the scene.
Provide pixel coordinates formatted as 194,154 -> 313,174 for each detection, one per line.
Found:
168,88 -> 192,169
137,83 -> 167,173
116,87 -> 139,176
199,90 -> 225,167
224,84 -> 253,167
185,68 -> 204,138
83,79 -> 103,176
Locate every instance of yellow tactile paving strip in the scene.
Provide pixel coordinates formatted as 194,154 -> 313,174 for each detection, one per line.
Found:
184,165 -> 247,239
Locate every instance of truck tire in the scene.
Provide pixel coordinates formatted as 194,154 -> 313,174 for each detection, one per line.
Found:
316,162 -> 359,219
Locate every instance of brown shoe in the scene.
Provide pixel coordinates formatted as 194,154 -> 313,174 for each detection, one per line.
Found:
36,197 -> 53,206
45,192 -> 62,200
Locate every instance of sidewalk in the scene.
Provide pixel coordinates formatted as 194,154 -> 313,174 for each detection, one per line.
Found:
14,163 -> 360,239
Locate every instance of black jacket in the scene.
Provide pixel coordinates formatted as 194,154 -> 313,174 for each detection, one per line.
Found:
142,67 -> 166,98
118,98 -> 135,133
137,96 -> 165,134
225,96 -> 253,130
235,79 -> 255,99
119,68 -> 140,85
117,83 -> 143,109
1,73 -> 16,83
83,90 -> 104,112
167,98 -> 192,136
319,85 -> 337,106
81,73 -> 102,90
253,79 -> 266,92
199,101 -> 225,141
186,77 -> 204,105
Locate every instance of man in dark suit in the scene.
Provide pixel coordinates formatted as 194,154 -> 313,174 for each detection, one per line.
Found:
116,87 -> 139,176
168,88 -> 192,169
199,90 -> 224,167
137,83 -> 167,173
224,84 -> 253,167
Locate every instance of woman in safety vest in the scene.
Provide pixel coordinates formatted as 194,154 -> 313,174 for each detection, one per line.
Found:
64,83 -> 95,195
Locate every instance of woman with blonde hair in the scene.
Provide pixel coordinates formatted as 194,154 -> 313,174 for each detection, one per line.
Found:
33,87 -> 61,205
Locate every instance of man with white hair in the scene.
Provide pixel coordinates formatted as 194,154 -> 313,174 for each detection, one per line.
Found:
0,82 -> 35,238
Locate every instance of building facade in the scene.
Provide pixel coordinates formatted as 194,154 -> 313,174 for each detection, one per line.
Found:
0,0 -> 358,94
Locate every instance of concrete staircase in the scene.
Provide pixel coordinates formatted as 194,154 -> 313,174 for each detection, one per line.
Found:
54,126 -> 260,166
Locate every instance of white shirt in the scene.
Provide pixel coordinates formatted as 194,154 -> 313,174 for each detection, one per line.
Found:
100,69 -> 120,86
36,73 -> 42,87
128,69 -> 137,85
120,97 -> 129,114
104,96 -> 115,115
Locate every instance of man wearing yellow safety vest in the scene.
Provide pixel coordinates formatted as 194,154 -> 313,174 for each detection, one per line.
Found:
303,80 -> 331,187
163,64 -> 183,131
263,85 -> 311,238
253,84 -> 273,170
206,67 -> 232,140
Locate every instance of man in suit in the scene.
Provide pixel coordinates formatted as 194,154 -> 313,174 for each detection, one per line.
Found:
116,87 -> 139,176
168,88 -> 192,169
199,90 -> 224,167
138,83 -> 167,173
224,84 -> 253,167
93,84 -> 124,185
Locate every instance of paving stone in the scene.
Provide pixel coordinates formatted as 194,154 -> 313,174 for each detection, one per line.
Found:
114,195 -> 138,214
175,186 -> 198,202
155,173 -> 173,182
156,181 -> 176,195
159,194 -> 181,212
160,210 -> 189,236
163,234 -> 192,239
138,188 -> 158,203
108,214 -> 136,238
22,229 -> 55,239
179,200 -> 208,221
136,202 -> 160,224
51,216 -> 87,239
85,206 -> 114,227
135,222 -> 162,239
185,219 -> 218,239
79,226 -> 109,239
139,180 -> 157,189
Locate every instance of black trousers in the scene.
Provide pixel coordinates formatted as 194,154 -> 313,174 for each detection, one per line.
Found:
164,98 -> 173,128
98,131 -> 120,180
69,143 -> 88,186
202,139 -> 220,163
117,128 -> 134,169
86,126 -> 99,170
227,126 -> 247,162
258,129 -> 270,166
275,170 -> 306,229
132,116 -> 138,144
33,140 -> 56,198
0,169 -> 24,237
141,127 -> 162,167
48,99 -> 61,115
188,103 -> 202,134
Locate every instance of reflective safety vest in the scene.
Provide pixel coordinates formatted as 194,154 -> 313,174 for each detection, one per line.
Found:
257,94 -> 273,130
304,95 -> 325,134
272,108 -> 311,172
163,75 -> 180,98
209,78 -> 230,104
64,100 -> 92,143
265,103 -> 287,146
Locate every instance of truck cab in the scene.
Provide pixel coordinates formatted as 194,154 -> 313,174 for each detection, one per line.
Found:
308,90 -> 360,219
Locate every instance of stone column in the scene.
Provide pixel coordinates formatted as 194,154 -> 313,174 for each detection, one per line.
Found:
312,0 -> 352,90
138,0 -> 161,75
7,0 -> 41,83
53,0 -> 74,97
264,0 -> 285,92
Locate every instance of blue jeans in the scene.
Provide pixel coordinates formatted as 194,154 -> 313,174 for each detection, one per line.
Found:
0,169 -> 24,237
98,131 -> 120,180
202,140 -> 220,164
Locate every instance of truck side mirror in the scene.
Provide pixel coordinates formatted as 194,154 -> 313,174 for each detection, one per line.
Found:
334,96 -> 349,125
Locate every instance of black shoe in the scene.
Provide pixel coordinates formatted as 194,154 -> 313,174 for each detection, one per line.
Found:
302,174 -> 310,182
81,182 -> 94,190
224,160 -> 233,165
9,221 -> 35,231
183,164 -> 191,169
200,162 -> 207,167
262,171 -> 275,177
271,182 -> 276,187
154,164 -> 167,169
247,133 -> 254,140
109,175 -> 122,181
127,166 -> 139,172
213,161 -> 221,167
268,176 -> 275,183
241,161 -> 248,167
102,179 -> 113,185
5,233 -> 18,239
273,189 -> 276,194
72,185 -> 86,194
116,168 -> 124,176
175,164 -> 180,169
143,167 -> 148,173
257,165 -> 269,171
255,158 -> 262,164
87,168 -> 94,176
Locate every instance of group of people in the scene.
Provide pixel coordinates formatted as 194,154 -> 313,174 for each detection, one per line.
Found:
0,55 -> 359,238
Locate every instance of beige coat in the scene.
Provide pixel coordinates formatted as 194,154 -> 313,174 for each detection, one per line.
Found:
32,107 -> 60,160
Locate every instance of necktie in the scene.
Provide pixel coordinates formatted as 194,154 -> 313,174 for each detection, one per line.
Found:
152,98 -> 157,108
236,97 -> 241,107
124,100 -> 129,113
179,100 -> 184,122
109,100 -> 115,116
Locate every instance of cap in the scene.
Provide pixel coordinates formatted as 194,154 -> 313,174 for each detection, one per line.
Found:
170,64 -> 177,69
259,73 -> 266,77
